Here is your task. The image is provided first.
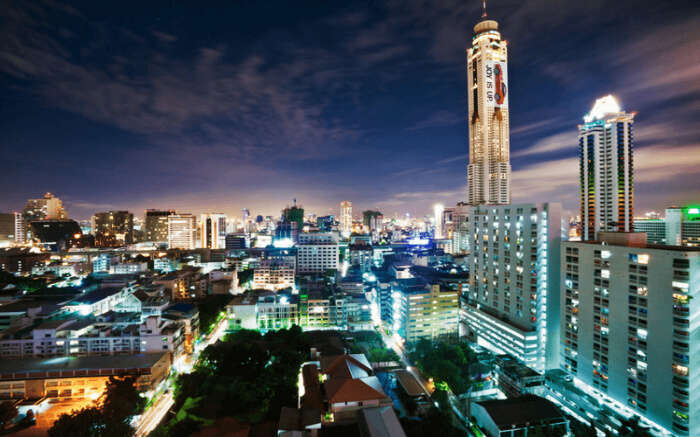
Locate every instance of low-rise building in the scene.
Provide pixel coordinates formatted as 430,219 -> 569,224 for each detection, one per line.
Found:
471,395 -> 569,437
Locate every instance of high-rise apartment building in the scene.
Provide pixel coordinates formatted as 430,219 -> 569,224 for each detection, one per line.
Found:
433,203 -> 444,239
13,212 -> 24,244
463,203 -> 563,372
200,213 -> 227,249
560,232 -> 699,436
145,210 -> 175,242
167,214 -> 196,250
392,282 -> 459,343
579,95 -> 635,241
92,211 -> 134,247
340,201 -> 352,236
466,14 -> 511,205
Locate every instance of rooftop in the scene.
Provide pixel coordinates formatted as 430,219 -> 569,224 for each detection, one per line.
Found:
0,353 -> 168,375
476,395 -> 565,429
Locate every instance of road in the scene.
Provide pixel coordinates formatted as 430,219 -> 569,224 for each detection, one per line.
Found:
133,314 -> 229,436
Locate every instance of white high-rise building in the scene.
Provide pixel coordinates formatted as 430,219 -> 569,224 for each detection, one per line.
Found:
340,201 -> 352,237
200,213 -> 227,249
466,12 -> 511,205
579,95 -> 635,241
462,203 -> 563,372
168,214 -> 196,250
433,203 -> 444,239
561,232 -> 700,436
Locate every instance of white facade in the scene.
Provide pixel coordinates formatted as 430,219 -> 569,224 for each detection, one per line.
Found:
579,95 -> 635,241
463,203 -> 562,372
297,233 -> 339,274
340,201 -> 352,237
561,233 -> 700,436
168,214 -> 196,250
200,213 -> 227,249
467,19 -> 511,205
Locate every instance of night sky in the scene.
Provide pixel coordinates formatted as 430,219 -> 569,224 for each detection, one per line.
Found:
1,0 -> 699,220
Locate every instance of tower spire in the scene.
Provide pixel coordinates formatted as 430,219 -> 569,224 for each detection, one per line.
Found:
481,0 -> 487,19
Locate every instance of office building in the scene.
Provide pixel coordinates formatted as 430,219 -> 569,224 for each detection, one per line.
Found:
225,233 -> 248,250
579,95 -> 635,241
463,203 -> 563,372
466,14 -> 511,205
253,260 -> 295,291
560,232 -> 700,436
144,209 -> 175,242
167,214 -> 196,250
340,201 -> 352,236
297,233 -> 339,274
200,213 -> 227,249
92,210 -> 134,247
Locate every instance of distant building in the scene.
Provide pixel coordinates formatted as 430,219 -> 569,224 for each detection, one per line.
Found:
633,206 -> 700,247
0,213 -> 15,244
144,209 -> 175,242
560,232 -> 699,436
340,201 -> 352,236
167,214 -> 196,250
92,210 -> 134,247
200,213 -> 227,249
392,282 -> 459,343
634,218 -> 666,244
225,233 -> 248,250
579,95 -> 635,241
297,233 -> 339,274
29,220 -> 84,252
253,260 -> 295,291
283,204 -> 305,229
22,192 -> 67,240
317,215 -> 335,232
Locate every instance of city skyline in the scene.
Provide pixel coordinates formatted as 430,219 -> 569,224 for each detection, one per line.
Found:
1,1 -> 699,220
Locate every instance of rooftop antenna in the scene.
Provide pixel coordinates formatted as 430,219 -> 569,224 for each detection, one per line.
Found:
482,0 -> 487,18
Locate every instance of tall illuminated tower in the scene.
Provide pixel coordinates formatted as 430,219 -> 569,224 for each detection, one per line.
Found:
200,213 -> 227,249
340,201 -> 352,236
466,8 -> 511,205
578,95 -> 635,241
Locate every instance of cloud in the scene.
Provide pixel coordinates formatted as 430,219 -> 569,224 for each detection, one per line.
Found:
512,131 -> 574,158
407,110 -> 463,130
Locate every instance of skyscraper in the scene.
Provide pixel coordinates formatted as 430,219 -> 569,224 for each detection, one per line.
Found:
466,11 -> 511,206
200,213 -> 227,249
167,214 -> 196,249
21,192 -> 67,240
145,209 -> 176,242
433,203 -> 444,239
340,201 -> 352,236
579,95 -> 635,241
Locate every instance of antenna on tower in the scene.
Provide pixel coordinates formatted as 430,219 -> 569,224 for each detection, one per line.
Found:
481,0 -> 487,18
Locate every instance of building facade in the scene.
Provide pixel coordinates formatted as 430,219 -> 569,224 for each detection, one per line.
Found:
200,213 -> 227,249
92,211 -> 134,247
167,214 -> 196,250
340,201 -> 352,237
579,95 -> 635,241
463,203 -> 562,372
560,232 -> 700,436
144,209 -> 175,242
297,233 -> 339,274
253,260 -> 295,291
466,17 -> 511,205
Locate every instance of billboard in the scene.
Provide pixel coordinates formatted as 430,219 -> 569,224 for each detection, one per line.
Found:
484,60 -> 508,108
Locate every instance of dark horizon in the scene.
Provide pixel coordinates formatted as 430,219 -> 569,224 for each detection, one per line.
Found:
2,0 -> 699,220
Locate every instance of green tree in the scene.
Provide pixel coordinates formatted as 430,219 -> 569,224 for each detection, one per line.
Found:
49,407 -> 105,437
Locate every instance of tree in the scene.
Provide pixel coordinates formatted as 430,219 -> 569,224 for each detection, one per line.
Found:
49,407 -> 105,436
103,376 -> 144,424
0,401 -> 18,429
